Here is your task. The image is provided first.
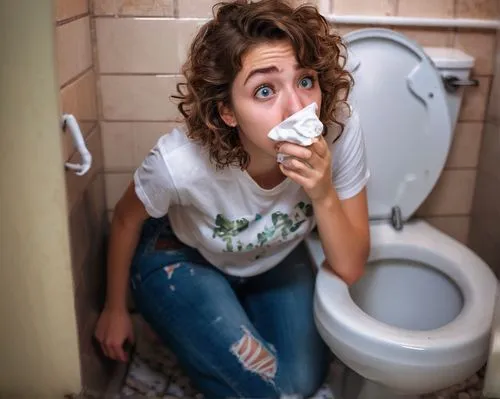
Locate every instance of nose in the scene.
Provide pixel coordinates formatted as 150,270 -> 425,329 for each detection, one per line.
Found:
283,88 -> 304,119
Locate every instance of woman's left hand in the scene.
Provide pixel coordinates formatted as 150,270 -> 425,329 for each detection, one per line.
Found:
276,136 -> 334,202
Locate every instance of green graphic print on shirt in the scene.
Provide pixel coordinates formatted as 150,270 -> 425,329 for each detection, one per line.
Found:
212,201 -> 314,259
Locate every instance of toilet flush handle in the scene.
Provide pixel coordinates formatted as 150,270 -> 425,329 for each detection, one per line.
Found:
443,75 -> 479,93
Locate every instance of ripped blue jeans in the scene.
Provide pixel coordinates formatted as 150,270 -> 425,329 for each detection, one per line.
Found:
130,217 -> 330,399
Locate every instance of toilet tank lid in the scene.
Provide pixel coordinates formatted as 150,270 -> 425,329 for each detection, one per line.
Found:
423,47 -> 475,69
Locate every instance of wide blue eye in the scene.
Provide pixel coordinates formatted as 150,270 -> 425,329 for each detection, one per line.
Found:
255,85 -> 274,99
299,77 -> 314,89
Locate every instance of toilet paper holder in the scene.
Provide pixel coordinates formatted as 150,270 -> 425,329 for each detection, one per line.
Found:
62,114 -> 92,176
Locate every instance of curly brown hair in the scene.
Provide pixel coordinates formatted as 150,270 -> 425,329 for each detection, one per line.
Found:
173,0 -> 352,170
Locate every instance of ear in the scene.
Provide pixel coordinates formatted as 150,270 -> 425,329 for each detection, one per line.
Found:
218,102 -> 237,127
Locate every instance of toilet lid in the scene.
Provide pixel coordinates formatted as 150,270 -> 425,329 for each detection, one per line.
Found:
343,29 -> 452,221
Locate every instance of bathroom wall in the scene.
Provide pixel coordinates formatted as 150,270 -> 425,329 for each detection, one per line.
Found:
469,27 -> 500,278
55,0 -> 113,393
94,0 -> 498,249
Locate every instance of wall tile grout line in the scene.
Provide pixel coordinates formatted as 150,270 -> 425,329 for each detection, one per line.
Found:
56,12 -> 90,27
60,66 -> 94,91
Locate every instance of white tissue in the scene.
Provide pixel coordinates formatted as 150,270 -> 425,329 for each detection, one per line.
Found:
267,102 -> 324,146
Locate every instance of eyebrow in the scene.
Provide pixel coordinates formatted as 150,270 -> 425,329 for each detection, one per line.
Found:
244,66 -> 280,86
243,63 -> 302,86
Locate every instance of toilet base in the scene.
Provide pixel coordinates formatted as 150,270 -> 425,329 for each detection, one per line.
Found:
341,366 -> 419,399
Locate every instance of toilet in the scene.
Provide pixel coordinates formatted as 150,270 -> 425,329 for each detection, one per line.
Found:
304,28 -> 499,398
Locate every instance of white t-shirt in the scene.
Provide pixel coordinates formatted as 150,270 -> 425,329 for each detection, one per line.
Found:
134,109 -> 370,277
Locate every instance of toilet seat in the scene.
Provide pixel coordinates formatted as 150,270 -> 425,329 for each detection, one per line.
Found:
312,221 -> 497,367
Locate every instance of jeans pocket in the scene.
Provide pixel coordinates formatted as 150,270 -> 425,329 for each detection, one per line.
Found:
131,253 -> 191,289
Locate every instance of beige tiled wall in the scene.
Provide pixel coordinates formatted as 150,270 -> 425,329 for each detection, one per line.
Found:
55,0 -> 113,394
95,0 -> 498,248
469,28 -> 500,277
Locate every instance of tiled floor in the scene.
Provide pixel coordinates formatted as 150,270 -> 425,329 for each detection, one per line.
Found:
116,316 -> 487,399
421,367 -> 486,399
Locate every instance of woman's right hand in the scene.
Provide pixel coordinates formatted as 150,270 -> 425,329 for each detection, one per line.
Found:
94,306 -> 135,362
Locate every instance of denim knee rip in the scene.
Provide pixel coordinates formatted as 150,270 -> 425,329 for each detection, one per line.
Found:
230,325 -> 278,383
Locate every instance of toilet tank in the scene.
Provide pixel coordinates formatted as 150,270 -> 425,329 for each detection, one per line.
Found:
423,47 -> 475,130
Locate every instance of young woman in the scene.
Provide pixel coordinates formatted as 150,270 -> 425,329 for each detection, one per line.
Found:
95,1 -> 370,397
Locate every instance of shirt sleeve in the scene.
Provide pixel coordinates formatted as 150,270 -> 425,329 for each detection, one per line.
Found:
331,109 -> 371,200
133,141 -> 178,218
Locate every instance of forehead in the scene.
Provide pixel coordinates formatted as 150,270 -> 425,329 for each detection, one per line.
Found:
240,40 -> 297,71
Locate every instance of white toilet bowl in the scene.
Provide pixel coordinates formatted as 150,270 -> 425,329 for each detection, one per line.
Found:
306,220 -> 497,396
305,28 -> 499,398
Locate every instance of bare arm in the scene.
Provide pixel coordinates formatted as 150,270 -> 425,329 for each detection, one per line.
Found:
95,181 -> 150,362
277,135 -> 370,286
312,187 -> 370,285
105,181 -> 149,311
